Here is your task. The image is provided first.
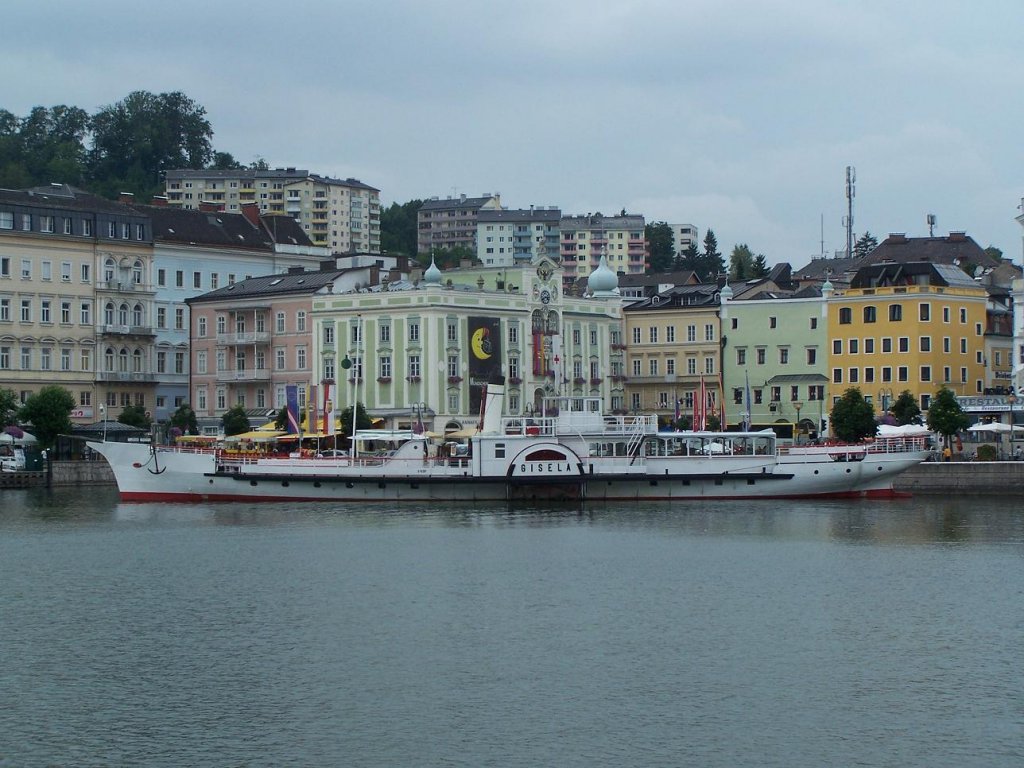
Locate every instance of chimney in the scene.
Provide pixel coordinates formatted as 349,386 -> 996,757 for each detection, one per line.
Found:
886,233 -> 908,244
198,200 -> 223,213
947,231 -> 967,243
150,195 -> 168,206
118,192 -> 135,204
240,201 -> 260,227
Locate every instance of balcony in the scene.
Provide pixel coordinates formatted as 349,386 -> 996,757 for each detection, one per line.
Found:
96,371 -> 158,383
101,324 -> 155,337
216,368 -> 272,383
216,331 -> 271,345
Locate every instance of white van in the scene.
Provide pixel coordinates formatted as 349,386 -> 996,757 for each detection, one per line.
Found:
0,446 -> 25,472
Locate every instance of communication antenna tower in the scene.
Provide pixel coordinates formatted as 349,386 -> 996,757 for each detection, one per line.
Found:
843,166 -> 856,258
927,213 -> 936,237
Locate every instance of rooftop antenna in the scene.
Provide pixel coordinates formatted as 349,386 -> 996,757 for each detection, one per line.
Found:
820,213 -> 825,257
843,166 -> 856,258
927,213 -> 936,237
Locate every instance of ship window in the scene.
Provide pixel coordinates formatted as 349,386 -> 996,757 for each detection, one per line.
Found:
495,443 -> 505,458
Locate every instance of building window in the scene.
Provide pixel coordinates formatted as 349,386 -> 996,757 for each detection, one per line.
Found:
276,312 -> 285,333
806,348 -> 816,365
839,307 -> 852,324
920,337 -> 931,352
175,308 -> 185,330
889,304 -> 902,321
409,321 -> 420,343
769,317 -> 777,329
297,311 -> 306,332
919,304 -> 930,321
849,339 -> 859,354
863,306 -> 876,323
833,339 -> 842,355
756,348 -> 765,365
810,317 -> 817,330
737,349 -> 746,366
833,368 -> 843,383
779,348 -> 789,364
898,337 -> 909,353
920,366 -> 931,382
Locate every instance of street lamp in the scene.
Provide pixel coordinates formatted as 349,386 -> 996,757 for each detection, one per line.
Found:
1009,391 -> 1017,459
793,401 -> 803,444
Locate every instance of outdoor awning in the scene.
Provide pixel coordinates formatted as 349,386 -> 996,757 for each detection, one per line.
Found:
766,373 -> 829,384
225,430 -> 286,441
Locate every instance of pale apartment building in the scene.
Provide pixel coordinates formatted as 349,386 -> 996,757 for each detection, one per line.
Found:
559,213 -> 647,288
164,168 -> 381,254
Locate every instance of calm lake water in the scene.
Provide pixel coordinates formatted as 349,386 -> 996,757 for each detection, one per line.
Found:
1,488 -> 1022,767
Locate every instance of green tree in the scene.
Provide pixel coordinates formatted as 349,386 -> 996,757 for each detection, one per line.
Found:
0,388 -> 19,426
168,403 -> 199,435
926,385 -> 968,449
645,221 -> 675,272
209,151 -> 244,170
680,229 -> 726,282
380,199 -> 422,257
118,404 -> 152,430
674,242 -> 699,272
891,390 -> 922,425
751,254 -> 770,278
17,385 -> 75,449
340,402 -> 373,437
221,405 -> 250,437
274,406 -> 289,431
984,246 -> 1003,262
854,231 -> 878,259
729,244 -> 755,281
829,387 -> 876,442
87,90 -> 214,200
0,105 -> 90,189
426,245 -> 475,269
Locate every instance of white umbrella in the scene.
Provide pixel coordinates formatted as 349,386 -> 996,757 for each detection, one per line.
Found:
877,423 -> 932,437
967,422 -> 1024,434
0,432 -> 12,444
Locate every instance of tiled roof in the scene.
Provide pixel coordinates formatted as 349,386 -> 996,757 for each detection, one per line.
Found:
128,204 -> 273,250
477,208 -> 561,223
0,184 -> 135,214
420,196 -> 497,211
259,214 -> 313,246
186,269 -> 344,304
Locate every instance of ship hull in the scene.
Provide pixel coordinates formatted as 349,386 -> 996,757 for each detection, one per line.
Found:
91,441 -> 926,504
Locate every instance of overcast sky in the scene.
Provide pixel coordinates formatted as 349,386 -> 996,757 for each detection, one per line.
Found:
4,0 -> 1022,267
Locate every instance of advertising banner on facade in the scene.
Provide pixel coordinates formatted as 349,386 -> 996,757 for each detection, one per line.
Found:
468,316 -> 502,415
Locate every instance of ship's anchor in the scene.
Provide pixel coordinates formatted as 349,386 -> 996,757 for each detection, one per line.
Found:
146,444 -> 166,475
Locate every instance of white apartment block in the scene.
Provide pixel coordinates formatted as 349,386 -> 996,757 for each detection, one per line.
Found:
164,168 -> 381,254
670,223 -> 699,255
476,207 -> 561,267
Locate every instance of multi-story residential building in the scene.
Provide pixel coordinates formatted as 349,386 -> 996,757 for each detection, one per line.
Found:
164,168 -> 381,253
0,184 -> 155,422
187,263 -> 392,431
417,193 -> 503,255
621,282 -> 723,426
129,199 -> 328,422
827,261 -> 989,414
559,213 -> 647,288
669,224 -> 699,256
312,255 -> 623,432
719,274 -> 828,439
475,207 -> 561,267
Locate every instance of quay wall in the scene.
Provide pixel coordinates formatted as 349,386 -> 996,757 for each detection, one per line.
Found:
3,460 -> 1022,495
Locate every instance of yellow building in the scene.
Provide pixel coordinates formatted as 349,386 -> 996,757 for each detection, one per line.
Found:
622,284 -> 722,424
827,262 -> 988,413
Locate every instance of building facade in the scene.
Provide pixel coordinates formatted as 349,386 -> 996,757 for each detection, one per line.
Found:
0,184 -> 155,422
475,207 -> 561,267
827,262 -> 989,413
416,193 -> 503,255
559,213 -> 647,287
165,168 -> 381,253
311,256 -> 623,432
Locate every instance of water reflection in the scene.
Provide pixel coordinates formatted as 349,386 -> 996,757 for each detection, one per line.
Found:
2,488 -> 1023,545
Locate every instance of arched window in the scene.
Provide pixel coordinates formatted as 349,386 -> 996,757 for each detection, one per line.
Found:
132,349 -> 143,373
104,347 -> 115,372
104,258 -> 115,282
118,348 -> 129,372
132,303 -> 144,327
104,302 -> 115,326
132,260 -> 143,285
118,303 -> 129,326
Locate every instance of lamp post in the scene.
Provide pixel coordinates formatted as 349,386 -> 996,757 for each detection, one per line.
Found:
1009,391 -> 1017,459
794,401 -> 803,444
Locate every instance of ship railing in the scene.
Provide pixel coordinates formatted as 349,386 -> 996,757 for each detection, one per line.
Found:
501,417 -> 557,437
780,436 -> 929,457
